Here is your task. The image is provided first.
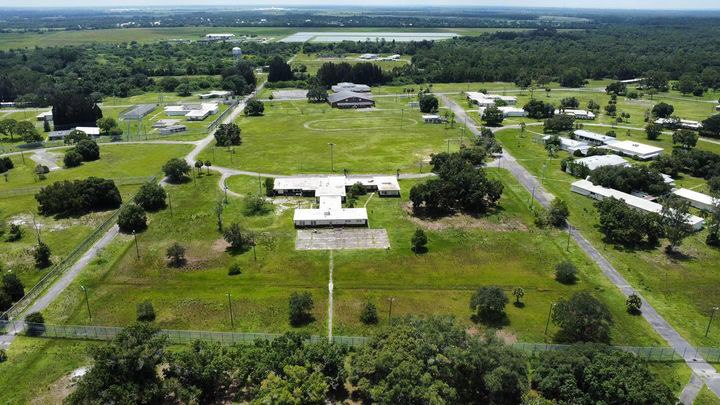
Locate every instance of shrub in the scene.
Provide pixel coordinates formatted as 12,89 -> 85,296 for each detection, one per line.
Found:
228,263 -> 242,276
223,222 -> 254,252
75,139 -> 100,161
546,199 -> 569,227
162,158 -> 191,183
6,223 -> 22,242
36,177 -> 122,218
133,181 -> 167,211
2,273 -> 25,301
289,291 -> 314,327
0,349 -> 6,363
555,261 -> 578,284
243,99 -> 265,116
136,301 -> 156,322
166,243 -> 186,267
626,294 -> 642,315
411,228 -> 428,253
360,302 -> 379,325
264,177 -> 275,196
0,156 -> 14,173
63,150 -> 83,168
243,195 -> 272,216
117,204 -> 147,234
33,242 -> 52,268
469,286 -> 508,323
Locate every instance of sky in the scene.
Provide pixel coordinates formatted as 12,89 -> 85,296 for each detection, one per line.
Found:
3,0 -> 720,10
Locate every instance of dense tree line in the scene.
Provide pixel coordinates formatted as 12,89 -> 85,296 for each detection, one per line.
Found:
588,165 -> 671,196
66,317 -> 676,404
316,62 -> 387,87
35,177 -> 122,218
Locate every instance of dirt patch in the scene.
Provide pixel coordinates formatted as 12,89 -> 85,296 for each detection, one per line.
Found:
495,330 -> 518,344
403,203 -> 528,232
212,238 -> 230,253
30,366 -> 87,405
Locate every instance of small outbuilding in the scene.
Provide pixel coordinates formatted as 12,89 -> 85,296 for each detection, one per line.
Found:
327,91 -> 375,109
36,111 -> 53,122
422,114 -> 448,123
158,125 -> 187,135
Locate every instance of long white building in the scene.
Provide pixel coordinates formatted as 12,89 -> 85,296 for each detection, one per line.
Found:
571,179 -> 704,231
672,188 -> 718,212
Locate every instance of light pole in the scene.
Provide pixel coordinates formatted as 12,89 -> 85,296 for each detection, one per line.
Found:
227,293 -> 234,328
705,307 -> 719,337
133,230 -> 140,260
566,224 -> 572,251
328,143 -> 335,172
544,302 -> 555,336
400,109 -> 404,129
387,297 -> 395,321
224,184 -> 228,204
80,285 -> 92,321
168,193 -> 173,218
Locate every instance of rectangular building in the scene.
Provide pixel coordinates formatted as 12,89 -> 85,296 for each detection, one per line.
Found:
199,90 -> 231,99
672,188 -> 718,212
542,135 -> 590,155
604,140 -> 663,160
122,104 -> 156,120
206,34 -> 235,41
36,111 -> 53,121
572,155 -> 629,172
555,109 -> 596,120
654,118 -> 702,130
571,179 -> 704,231
327,91 -> 374,109
331,82 -> 371,93
423,114 -> 448,123
158,125 -> 187,135
573,130 -> 617,146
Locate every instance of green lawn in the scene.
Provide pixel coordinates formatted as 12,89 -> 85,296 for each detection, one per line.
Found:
0,143 -> 192,289
196,97 -> 468,175
42,166 -> 668,346
696,385 -> 720,404
496,128 -> 720,348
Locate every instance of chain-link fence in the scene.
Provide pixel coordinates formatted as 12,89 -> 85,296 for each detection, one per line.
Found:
510,342 -> 720,363
0,177 -> 156,320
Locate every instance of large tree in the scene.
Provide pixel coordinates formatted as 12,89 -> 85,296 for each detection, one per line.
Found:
268,56 -> 293,82
552,291 -> 613,343
214,123 -> 242,146
51,87 -> 103,129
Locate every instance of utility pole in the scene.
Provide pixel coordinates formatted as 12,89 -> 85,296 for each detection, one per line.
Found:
227,293 -> 234,328
544,303 -> 555,336
31,213 -> 41,244
168,193 -> 173,217
258,174 -> 262,194
80,285 -> 92,321
566,224 -> 572,251
133,230 -> 140,260
328,143 -> 335,172
224,184 -> 228,204
400,109 -> 404,129
387,297 -> 395,321
706,307 -> 719,337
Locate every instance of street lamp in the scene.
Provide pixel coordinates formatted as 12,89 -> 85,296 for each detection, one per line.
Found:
328,143 -> 335,172
80,285 -> 92,321
705,306 -> 719,337
544,302 -> 556,336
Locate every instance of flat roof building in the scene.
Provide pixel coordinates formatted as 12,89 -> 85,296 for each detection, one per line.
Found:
573,130 -> 617,146
672,188 -> 718,212
543,135 -> 590,155
572,155 -> 629,171
152,119 -> 180,128
358,53 -> 378,59
158,125 -> 187,135
206,34 -> 235,40
654,118 -> 702,130
555,109 -> 596,120
423,114 -> 448,123
122,104 -> 156,120
466,92 -> 517,106
74,126 -> 100,136
47,129 -> 72,141
572,179 -> 704,231
36,111 -> 53,121
331,82 -> 371,93
604,140 -> 663,160
327,91 -> 374,109
199,90 -> 232,99
480,106 -> 527,117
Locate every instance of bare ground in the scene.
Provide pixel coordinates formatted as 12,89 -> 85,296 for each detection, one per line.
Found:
403,203 -> 528,232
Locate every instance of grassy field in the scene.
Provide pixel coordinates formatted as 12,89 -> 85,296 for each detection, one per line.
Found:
291,53 -> 410,75
0,143 -> 192,289
195,97 -> 469,175
40,165 -> 672,347
495,127 -> 720,348
697,385 -> 720,404
0,27 -> 538,50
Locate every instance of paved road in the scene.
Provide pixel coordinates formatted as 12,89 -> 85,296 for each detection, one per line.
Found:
441,94 -> 720,402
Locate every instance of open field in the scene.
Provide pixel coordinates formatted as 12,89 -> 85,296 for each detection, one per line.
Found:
291,54 -> 410,75
0,26 -> 543,50
40,166 -> 671,346
0,143 -> 192,289
195,98 -> 469,175
495,128 -> 720,348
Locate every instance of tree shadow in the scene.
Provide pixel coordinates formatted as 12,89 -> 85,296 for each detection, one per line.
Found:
470,313 -> 510,329
411,246 -> 428,254
513,302 -> 525,309
664,248 -> 694,262
166,176 -> 192,185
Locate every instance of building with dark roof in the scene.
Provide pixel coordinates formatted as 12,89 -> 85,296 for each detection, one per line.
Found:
327,91 -> 375,109
122,104 -> 157,120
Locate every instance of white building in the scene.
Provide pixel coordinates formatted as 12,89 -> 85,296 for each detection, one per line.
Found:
358,53 -> 378,60
479,106 -> 527,117
164,103 -> 218,120
199,90 -> 231,99
186,109 -> 212,121
485,94 -> 517,105
274,175 -> 400,227
74,126 -> 100,136
555,109 -> 596,120
331,82 -> 371,93
466,92 -> 516,106
672,188 -> 718,212
573,130 -> 617,146
423,114 -> 448,123
542,135 -> 590,155
206,34 -> 235,41
571,179 -> 704,231
604,140 -> 663,160
152,119 -> 180,128
572,155 -> 629,172
654,118 -> 702,130
36,111 -> 53,121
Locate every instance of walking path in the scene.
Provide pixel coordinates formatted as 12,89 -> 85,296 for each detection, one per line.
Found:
440,94 -> 720,402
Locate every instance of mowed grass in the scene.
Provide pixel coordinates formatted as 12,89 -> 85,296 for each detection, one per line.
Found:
496,128 -> 720,347
196,98 -> 468,175
44,166 -> 667,346
0,337 -> 91,405
0,143 -> 192,289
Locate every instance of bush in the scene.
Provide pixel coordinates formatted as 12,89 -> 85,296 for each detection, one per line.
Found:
36,177 -> 122,218
555,261 -> 578,284
626,294 -> 642,315
264,177 -> 275,197
33,242 -> 52,268
228,263 -> 242,276
289,291 -> 314,327
360,302 -> 379,325
134,181 -> 167,211
136,301 -> 156,322
223,222 -> 254,252
117,204 -> 147,234
75,139 -> 100,161
243,195 -> 272,216
0,349 -> 6,363
25,312 -> 45,337
243,99 -> 265,116
162,158 -> 191,183
411,228 -> 428,253
166,242 -> 186,267
63,150 -> 83,168
6,224 -> 22,242
546,199 -> 569,227
469,286 -> 508,323
0,156 -> 14,174
2,273 -> 25,301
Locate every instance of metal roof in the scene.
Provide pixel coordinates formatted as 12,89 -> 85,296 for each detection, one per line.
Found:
327,91 -> 373,104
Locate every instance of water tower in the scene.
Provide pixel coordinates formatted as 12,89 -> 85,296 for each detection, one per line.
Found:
232,47 -> 242,60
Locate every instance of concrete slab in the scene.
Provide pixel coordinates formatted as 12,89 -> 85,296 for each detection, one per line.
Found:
295,228 -> 390,250
272,90 -> 308,100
